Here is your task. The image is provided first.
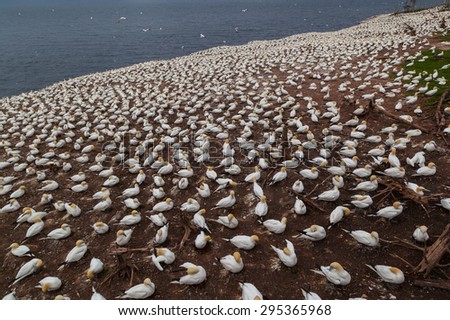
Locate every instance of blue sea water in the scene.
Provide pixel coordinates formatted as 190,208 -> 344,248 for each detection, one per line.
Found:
0,0 -> 444,98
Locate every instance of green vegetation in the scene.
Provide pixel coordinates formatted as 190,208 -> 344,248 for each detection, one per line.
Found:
403,47 -> 450,105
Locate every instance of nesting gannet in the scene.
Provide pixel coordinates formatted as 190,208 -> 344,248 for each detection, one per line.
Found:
12,258 -> 43,285
263,217 -> 287,234
151,248 -> 175,271
371,201 -> 403,220
40,223 -> 71,240
224,235 -> 259,250
92,196 -> 112,212
154,224 -> 169,245
269,167 -> 287,185
311,262 -> 351,286
24,217 -> 45,240
327,206 -> 349,229
180,198 -> 200,212
213,213 -> 238,229
412,225 -> 429,242
35,276 -> 62,293
271,239 -> 297,267
118,210 -> 141,226
116,229 -> 133,246
294,224 -> 326,241
8,243 -> 33,257
366,265 -> 404,284
351,175 -> 378,192
240,282 -> 263,300
92,221 -> 109,234
412,162 -> 436,177
152,198 -> 174,212
342,229 -> 379,247
59,240 -> 87,269
212,190 -> 236,209
148,212 -> 167,227
196,183 -> 211,198
194,230 -> 211,249
171,262 -> 206,285
91,287 -> 106,300
301,288 -> 321,300
254,195 -> 268,217
117,278 -> 155,299
192,209 -> 211,233
10,185 -> 26,199
1,199 -> 21,213
351,194 -> 373,209
219,251 -> 243,273
86,257 -> 104,279
313,186 -> 340,201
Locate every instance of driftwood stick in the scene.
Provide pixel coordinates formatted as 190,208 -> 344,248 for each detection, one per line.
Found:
300,196 -> 326,213
414,279 -> 450,291
435,87 -> 449,132
414,223 -> 450,277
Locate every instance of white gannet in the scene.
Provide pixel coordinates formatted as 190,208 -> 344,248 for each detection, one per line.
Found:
212,190 -> 236,209
35,276 -> 62,293
311,262 -> 351,286
171,262 -> 206,285
8,243 -> 33,257
59,240 -> 87,269
12,258 -> 43,285
271,239 -> 297,267
342,229 -> 379,247
412,225 -> 429,243
117,278 -> 155,299
224,235 -> 259,250
219,251 -> 244,273
194,230 -> 211,249
86,257 -> 104,279
213,213 -> 238,229
192,209 -> 211,233
294,224 -> 326,241
148,212 -> 167,227
40,223 -> 71,240
93,221 -> 109,234
151,248 -> 176,271
263,217 -> 287,234
240,282 -> 263,300
116,229 -> 133,246
366,265 -> 404,284
301,288 -> 321,300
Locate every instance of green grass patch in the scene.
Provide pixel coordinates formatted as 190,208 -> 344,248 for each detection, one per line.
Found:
404,48 -> 450,105
439,32 -> 450,43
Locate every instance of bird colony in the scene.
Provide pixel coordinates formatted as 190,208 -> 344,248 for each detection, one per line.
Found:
1,7 -> 450,300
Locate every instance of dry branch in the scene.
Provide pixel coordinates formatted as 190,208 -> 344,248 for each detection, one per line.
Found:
414,223 -> 450,277
435,87 -> 449,132
414,279 -> 450,291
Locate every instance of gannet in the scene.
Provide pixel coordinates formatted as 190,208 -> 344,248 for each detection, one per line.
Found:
117,278 -> 155,299
271,239 -> 297,267
311,262 -> 351,286
240,282 -> 263,300
171,262 -> 206,285
219,251 -> 244,273
12,258 -> 43,285
294,224 -> 326,241
366,265 -> 404,284
35,276 -> 62,293
224,235 -> 259,250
